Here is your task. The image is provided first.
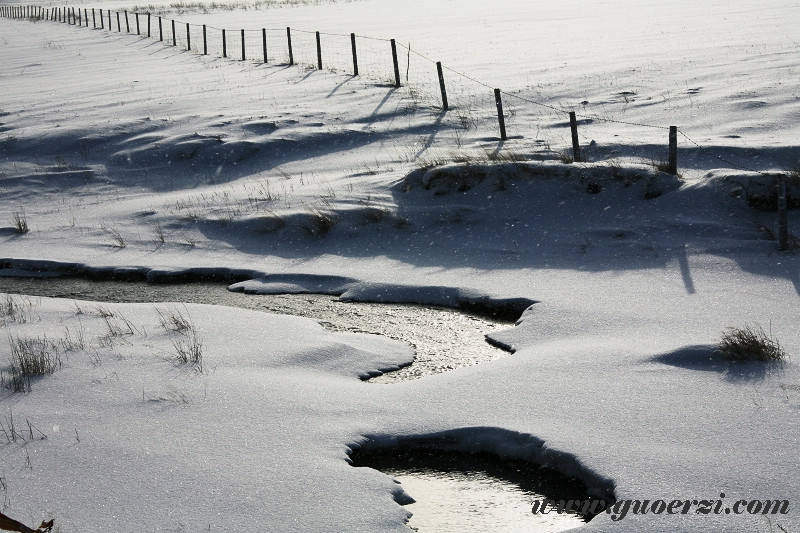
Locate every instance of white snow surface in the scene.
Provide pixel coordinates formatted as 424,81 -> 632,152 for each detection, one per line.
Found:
1,0 -> 799,531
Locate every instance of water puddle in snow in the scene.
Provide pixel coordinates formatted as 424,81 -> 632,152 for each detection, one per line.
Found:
351,447 -> 598,533
0,276 -> 513,383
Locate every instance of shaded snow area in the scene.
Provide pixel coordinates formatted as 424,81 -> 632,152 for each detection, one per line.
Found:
1,0 -> 800,531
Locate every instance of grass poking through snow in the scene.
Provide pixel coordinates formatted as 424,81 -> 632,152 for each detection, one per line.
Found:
716,325 -> 788,362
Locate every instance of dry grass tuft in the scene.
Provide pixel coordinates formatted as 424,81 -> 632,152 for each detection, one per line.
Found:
716,325 -> 787,362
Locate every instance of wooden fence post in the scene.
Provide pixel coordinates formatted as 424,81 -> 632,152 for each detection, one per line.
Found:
569,111 -> 581,162
778,173 -> 789,251
222,29 -> 227,57
436,61 -> 448,111
494,88 -> 507,141
171,20 -> 176,46
92,8 -> 95,27
158,16 -> 162,41
107,10 -> 111,30
262,28 -> 268,63
186,23 -> 191,50
391,39 -> 400,88
286,27 -> 293,65
124,11 -> 129,33
84,8 -> 87,26
203,25 -> 207,55
147,14 -> 150,37
667,125 -> 678,174
116,12 -> 121,32
351,33 -> 358,76
316,31 -> 322,70
241,29 -> 246,60
77,8 -> 81,26
136,13 -> 141,35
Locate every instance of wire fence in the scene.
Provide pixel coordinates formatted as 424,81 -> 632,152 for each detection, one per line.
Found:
1,3 -> 795,179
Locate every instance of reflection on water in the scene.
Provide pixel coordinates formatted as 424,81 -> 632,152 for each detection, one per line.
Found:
352,448 -> 595,533
0,276 -> 513,383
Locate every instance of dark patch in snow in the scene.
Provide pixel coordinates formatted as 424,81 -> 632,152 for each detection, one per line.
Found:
349,427 -> 616,520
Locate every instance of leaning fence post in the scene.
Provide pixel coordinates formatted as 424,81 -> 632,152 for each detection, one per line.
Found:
186,23 -> 191,50
494,88 -> 507,141
92,8 -> 95,27
241,29 -> 246,60
171,20 -> 176,46
286,27 -> 293,65
77,8 -> 81,25
316,31 -> 322,69
350,33 -> 358,76
436,61 -> 448,111
262,28 -> 268,63
778,173 -> 789,251
107,9 -> 111,30
124,11 -> 129,33
116,11 -> 121,32
203,24 -> 207,55
569,111 -> 582,162
390,39 -> 400,88
135,13 -> 140,35
84,8 -> 87,26
667,125 -> 678,175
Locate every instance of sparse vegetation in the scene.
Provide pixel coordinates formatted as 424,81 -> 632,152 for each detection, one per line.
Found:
157,306 -> 193,333
5,334 -> 63,392
11,210 -> 28,233
559,149 -> 575,164
152,221 -> 166,244
101,225 -> 126,248
1,294 -> 35,324
158,307 -> 204,370
299,208 -> 337,236
651,158 -> 673,174
716,325 -> 787,362
173,324 -> 204,371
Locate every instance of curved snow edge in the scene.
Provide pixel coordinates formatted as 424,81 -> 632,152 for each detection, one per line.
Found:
231,275 -> 536,321
345,426 -> 617,503
0,258 -> 535,319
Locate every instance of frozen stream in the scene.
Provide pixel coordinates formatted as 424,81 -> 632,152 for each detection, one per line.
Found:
0,275 -> 601,532
0,276 -> 514,383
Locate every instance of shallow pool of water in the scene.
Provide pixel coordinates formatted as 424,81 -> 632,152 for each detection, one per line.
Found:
352,448 -> 593,533
0,276 -> 513,383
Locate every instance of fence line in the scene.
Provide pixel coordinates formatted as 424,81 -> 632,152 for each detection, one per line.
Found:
0,4 -> 790,179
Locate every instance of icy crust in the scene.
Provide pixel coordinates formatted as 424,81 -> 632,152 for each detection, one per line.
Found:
0,259 -> 535,319
348,427 -> 617,503
232,275 -> 535,320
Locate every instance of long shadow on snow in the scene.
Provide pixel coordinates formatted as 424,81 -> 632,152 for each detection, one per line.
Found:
650,345 -> 784,383
198,160 -> 797,295
0,117 -> 443,193
584,142 -> 800,172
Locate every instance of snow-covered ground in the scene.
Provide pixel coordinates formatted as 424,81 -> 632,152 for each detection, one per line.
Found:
1,0 -> 799,531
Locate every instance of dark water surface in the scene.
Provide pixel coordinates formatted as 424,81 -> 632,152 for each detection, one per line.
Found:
352,448 -> 593,532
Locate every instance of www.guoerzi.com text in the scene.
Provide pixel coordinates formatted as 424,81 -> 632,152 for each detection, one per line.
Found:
532,493 -> 790,521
